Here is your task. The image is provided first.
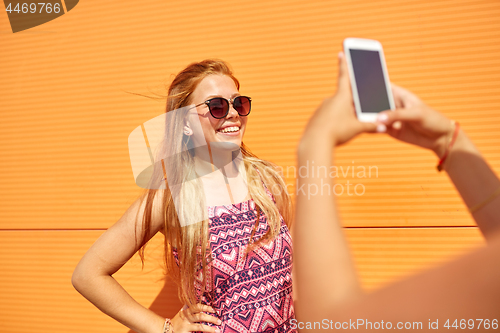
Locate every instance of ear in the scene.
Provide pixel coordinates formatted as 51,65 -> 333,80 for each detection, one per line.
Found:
183,122 -> 193,136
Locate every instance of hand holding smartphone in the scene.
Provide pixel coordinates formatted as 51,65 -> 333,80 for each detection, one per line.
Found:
343,38 -> 395,122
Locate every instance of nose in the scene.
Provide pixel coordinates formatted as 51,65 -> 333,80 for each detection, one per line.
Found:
226,103 -> 239,118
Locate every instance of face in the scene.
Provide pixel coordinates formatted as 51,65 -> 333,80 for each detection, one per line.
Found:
187,74 -> 248,148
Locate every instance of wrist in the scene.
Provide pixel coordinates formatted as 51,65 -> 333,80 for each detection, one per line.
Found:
432,120 -> 455,159
440,128 -> 470,172
432,135 -> 448,159
436,121 -> 460,171
162,318 -> 173,333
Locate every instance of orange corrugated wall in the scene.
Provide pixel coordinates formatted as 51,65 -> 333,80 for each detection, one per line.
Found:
1,1 -> 498,332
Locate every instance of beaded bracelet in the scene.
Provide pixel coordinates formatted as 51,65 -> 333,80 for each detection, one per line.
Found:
437,121 -> 460,172
163,318 -> 174,333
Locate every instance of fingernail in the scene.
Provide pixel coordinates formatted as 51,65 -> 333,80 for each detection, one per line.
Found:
218,319 -> 222,325
215,329 -> 221,333
377,113 -> 388,123
338,51 -> 343,59
376,124 -> 387,133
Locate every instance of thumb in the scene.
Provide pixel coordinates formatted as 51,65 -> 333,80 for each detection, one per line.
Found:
377,108 -> 422,126
337,51 -> 351,92
359,121 -> 384,134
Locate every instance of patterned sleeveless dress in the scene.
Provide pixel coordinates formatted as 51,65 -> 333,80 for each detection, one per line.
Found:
174,193 -> 296,333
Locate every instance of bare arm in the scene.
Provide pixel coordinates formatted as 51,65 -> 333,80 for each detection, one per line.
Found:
294,53 -> 500,327
72,189 -> 222,333
72,191 -> 166,333
294,52 -> 379,322
446,130 -> 500,240
334,232 -> 500,325
379,86 -> 500,241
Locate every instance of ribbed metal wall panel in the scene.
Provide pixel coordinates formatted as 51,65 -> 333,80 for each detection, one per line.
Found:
1,0 -> 499,229
0,228 -> 484,333
1,0 -> 498,332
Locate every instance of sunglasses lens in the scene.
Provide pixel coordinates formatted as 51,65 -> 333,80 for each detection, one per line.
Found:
233,96 -> 251,116
208,98 -> 228,118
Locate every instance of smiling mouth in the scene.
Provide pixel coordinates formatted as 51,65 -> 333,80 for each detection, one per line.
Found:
217,126 -> 240,134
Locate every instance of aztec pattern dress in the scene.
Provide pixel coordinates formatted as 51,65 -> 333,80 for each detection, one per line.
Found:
174,193 -> 296,333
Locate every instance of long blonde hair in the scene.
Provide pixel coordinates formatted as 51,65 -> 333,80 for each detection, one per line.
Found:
138,59 -> 292,307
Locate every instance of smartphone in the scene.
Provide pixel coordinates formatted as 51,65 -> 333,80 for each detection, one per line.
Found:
343,38 -> 395,122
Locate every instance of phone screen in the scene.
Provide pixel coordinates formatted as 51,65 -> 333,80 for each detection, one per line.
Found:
349,49 -> 391,113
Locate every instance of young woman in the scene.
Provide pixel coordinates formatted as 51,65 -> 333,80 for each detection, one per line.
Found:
294,51 -> 500,327
72,60 -> 295,333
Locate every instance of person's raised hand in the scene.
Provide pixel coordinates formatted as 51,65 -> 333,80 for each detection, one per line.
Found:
170,303 -> 222,333
377,84 -> 454,158
301,52 -> 383,148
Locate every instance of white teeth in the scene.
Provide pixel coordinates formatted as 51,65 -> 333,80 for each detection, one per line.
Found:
218,126 -> 240,133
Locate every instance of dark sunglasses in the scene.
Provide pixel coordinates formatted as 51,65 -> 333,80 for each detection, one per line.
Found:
195,96 -> 252,119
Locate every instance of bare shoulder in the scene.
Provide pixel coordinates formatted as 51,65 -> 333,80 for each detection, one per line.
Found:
121,189 -> 166,242
100,189 -> 166,257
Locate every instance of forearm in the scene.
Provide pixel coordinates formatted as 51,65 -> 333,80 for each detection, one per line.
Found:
442,129 -> 500,240
72,272 -> 165,333
294,133 -> 361,322
333,232 -> 500,324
